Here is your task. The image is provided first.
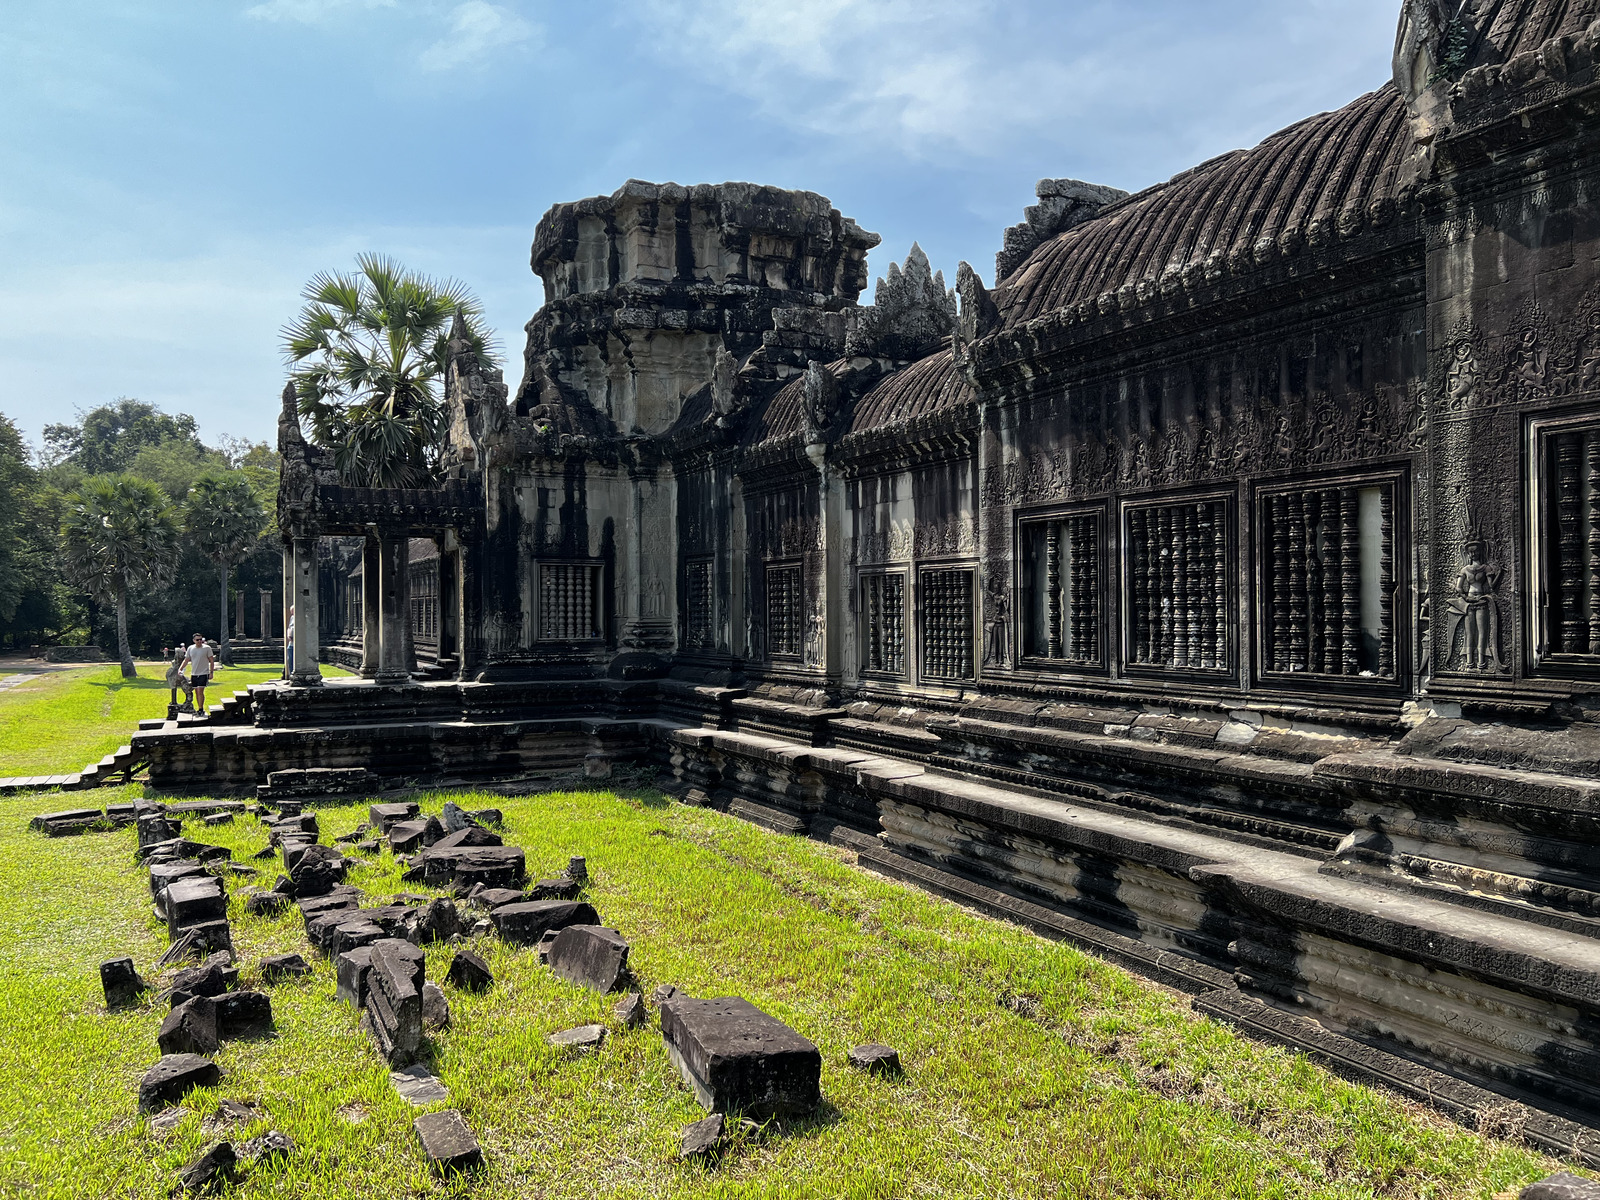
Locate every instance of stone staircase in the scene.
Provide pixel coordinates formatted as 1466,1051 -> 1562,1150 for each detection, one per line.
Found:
0,741 -> 148,796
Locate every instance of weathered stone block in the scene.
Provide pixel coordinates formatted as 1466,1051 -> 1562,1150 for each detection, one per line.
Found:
335,946 -> 374,1008
432,826 -> 502,850
659,996 -> 821,1116
615,992 -> 645,1028
170,956 -> 235,1005
158,996 -> 220,1056
491,900 -> 598,946
680,1113 -> 725,1161
547,925 -> 630,993
100,957 -> 147,1008
259,952 -> 311,982
139,1053 -> 221,1111
414,898 -> 461,944
847,1043 -> 902,1076
369,801 -> 419,832
413,1110 -> 482,1176
164,877 -> 226,936
215,990 -> 273,1038
421,844 -> 525,889
445,949 -> 493,993
177,1141 -> 235,1193
330,919 -> 386,957
243,889 -> 290,917
422,981 -> 450,1029
362,938 -> 426,1066
549,1024 -> 606,1052
1522,1174 -> 1600,1200
391,1063 -> 449,1105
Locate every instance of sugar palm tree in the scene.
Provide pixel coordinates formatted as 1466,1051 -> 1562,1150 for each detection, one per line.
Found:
283,253 -> 497,487
186,473 -> 266,666
60,476 -> 180,678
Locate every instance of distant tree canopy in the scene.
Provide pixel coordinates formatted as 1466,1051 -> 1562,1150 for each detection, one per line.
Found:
44,398 -> 206,475
2,403 -> 287,660
284,253 -> 496,488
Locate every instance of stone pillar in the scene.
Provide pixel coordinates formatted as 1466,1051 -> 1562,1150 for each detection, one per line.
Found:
456,537 -> 483,682
361,534 -> 381,678
234,590 -> 246,641
280,539 -> 293,680
289,535 -> 323,686
819,453 -> 847,686
258,590 -> 272,646
375,533 -> 411,684
439,533 -> 459,664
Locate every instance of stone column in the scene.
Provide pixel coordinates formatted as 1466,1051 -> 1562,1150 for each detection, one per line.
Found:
361,534 -> 381,678
439,533 -> 459,665
289,535 -> 323,686
375,533 -> 411,684
258,590 -> 272,646
456,536 -> 482,682
819,453 -> 847,685
234,591 -> 246,642
280,539 -> 293,680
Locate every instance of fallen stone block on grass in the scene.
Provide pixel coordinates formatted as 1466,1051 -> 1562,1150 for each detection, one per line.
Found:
615,992 -> 645,1028
288,845 -> 345,899
387,817 -> 445,854
329,919 -> 386,957
847,1044 -> 902,1076
432,826 -> 502,851
680,1113 -> 725,1162
243,889 -> 290,917
549,1024 -> 606,1053
1523,1174 -> 1600,1199
414,898 -> 461,944
239,1130 -> 293,1164
468,886 -> 524,910
422,981 -> 450,1030
163,877 -> 227,938
391,1063 -> 450,1105
100,957 -> 147,1008
170,954 -> 236,1005
259,953 -> 311,983
660,996 -> 821,1117
202,813 -> 232,827
421,844 -> 526,889
31,807 -> 102,832
361,939 -> 426,1067
491,900 -> 598,946
413,1110 -> 481,1176
445,949 -> 493,993
159,996 -> 220,1056
528,876 -> 583,901
215,991 -> 273,1038
335,946 -> 375,1008
548,925 -> 630,993
139,1053 -> 222,1111
369,801 -> 419,832
177,1141 -> 235,1194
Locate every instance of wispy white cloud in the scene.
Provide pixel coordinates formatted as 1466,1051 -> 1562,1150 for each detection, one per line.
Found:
244,0 -> 397,22
629,0 -> 1396,165
419,1 -> 538,71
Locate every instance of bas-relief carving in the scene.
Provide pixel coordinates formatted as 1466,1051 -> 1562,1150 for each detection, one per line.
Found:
986,385 -> 1419,507
912,514 -> 978,558
1434,512 -> 1508,675
853,524 -> 913,566
1433,294 -> 1600,417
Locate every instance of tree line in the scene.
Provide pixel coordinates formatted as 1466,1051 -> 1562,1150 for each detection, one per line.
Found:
0,399 -> 280,677
0,252 -> 500,679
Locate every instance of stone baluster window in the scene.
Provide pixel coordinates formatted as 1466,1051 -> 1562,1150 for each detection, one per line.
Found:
766,564 -> 802,658
1020,510 -> 1102,665
1126,497 -> 1229,671
685,559 -> 714,650
921,567 -> 975,681
537,562 -> 602,641
860,571 -> 906,676
1536,419 -> 1600,665
1260,479 -> 1395,679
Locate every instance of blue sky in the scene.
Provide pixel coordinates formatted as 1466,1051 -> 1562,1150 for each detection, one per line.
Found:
0,0 -> 1401,450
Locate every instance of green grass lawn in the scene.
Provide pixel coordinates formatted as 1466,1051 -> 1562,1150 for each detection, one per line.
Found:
0,783 -> 1573,1200
0,662 -> 350,777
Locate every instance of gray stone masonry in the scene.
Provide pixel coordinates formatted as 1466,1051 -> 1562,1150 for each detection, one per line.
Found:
491,900 -> 598,946
547,925 -> 630,993
413,1110 -> 481,1176
659,996 -> 821,1117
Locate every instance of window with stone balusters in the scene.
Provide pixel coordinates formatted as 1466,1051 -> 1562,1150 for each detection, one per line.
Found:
684,558 -> 714,651
766,563 -> 802,658
859,571 -> 906,676
537,562 -> 602,641
1534,416 -> 1600,669
1019,509 -> 1103,666
920,567 -> 975,681
1258,477 -> 1397,680
1125,497 -> 1230,672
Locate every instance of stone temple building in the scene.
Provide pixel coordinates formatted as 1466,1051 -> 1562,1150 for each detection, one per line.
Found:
137,0 -> 1600,1155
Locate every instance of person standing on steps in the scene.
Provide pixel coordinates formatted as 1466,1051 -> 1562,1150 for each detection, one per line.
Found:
184,631 -> 216,714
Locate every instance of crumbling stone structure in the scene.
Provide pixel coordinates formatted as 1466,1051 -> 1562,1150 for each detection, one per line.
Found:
132,2 -> 1600,1153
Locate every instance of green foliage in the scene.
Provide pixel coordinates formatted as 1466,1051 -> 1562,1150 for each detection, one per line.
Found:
125,440 -> 230,504
0,785 -> 1569,1198
284,253 -> 496,487
59,476 -> 181,674
0,414 -> 37,623
43,398 -> 204,475
186,473 -> 266,569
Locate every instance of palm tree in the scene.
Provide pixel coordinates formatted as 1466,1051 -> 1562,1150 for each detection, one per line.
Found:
283,253 -> 497,487
60,476 -> 180,678
185,473 -> 266,666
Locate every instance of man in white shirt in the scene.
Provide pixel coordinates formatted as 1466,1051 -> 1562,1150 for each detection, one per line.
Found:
184,632 -> 217,712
